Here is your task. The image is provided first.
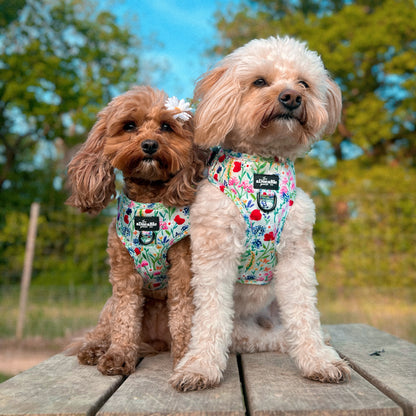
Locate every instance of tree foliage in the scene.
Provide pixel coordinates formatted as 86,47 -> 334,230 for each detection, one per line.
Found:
214,0 -> 416,288
0,0 -> 141,190
215,0 -> 416,165
0,0 -> 142,285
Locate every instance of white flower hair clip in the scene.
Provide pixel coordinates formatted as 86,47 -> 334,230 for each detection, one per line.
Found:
165,96 -> 192,122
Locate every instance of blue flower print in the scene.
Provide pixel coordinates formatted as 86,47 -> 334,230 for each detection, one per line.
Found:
252,239 -> 262,249
246,200 -> 255,209
253,225 -> 266,236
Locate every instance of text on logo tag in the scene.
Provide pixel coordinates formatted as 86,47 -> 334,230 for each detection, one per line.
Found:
253,174 -> 279,190
134,216 -> 160,231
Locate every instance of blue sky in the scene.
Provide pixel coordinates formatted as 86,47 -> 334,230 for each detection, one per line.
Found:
110,0 -> 238,100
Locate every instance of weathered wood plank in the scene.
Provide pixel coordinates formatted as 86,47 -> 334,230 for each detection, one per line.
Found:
241,352 -> 402,416
327,324 -> 416,416
97,352 -> 246,416
0,353 -> 124,416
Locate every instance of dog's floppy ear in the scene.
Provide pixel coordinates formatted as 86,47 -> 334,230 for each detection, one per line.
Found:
162,118 -> 207,207
324,77 -> 342,135
66,108 -> 116,215
162,144 -> 206,207
194,66 -> 241,147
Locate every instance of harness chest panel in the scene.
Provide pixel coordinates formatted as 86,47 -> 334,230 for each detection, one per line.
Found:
208,148 -> 296,285
116,193 -> 190,290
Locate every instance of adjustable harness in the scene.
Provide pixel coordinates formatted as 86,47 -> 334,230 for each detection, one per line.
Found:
208,147 -> 296,285
116,193 -> 190,290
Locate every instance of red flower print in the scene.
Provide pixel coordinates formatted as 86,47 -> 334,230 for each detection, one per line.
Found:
134,248 -> 141,255
289,200 -> 294,206
250,209 -> 262,221
218,154 -> 226,163
174,215 -> 185,225
233,162 -> 242,172
220,185 -> 225,192
124,215 -> 129,224
264,232 -> 274,241
214,173 -> 219,181
145,209 -> 153,213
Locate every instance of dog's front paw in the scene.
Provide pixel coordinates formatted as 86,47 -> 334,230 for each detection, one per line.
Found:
97,346 -> 138,376
169,359 -> 223,392
299,348 -> 351,383
305,358 -> 351,383
77,341 -> 109,366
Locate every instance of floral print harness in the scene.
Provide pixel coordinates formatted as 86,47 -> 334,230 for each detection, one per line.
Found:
208,148 -> 296,285
116,193 -> 190,290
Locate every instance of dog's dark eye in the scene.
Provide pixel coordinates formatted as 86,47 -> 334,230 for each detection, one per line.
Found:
253,78 -> 268,87
123,121 -> 137,132
299,80 -> 310,89
160,122 -> 173,132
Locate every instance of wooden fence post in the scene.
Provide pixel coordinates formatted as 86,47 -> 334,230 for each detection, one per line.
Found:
16,202 -> 40,340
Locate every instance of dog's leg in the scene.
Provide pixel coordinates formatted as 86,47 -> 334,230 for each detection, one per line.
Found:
167,237 -> 194,367
75,297 -> 113,365
96,220 -> 143,376
275,189 -> 350,383
169,183 -> 245,391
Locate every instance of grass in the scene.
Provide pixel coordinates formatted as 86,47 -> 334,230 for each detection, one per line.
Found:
0,285 -> 111,340
0,284 -> 415,343
0,373 -> 11,383
318,286 -> 416,344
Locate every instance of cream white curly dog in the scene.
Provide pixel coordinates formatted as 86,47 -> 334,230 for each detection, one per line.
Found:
170,35 -> 350,391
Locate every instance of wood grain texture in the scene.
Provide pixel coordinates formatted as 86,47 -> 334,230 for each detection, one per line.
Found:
0,325 -> 413,416
241,352 -> 402,416
0,353 -> 124,416
97,352 -> 246,416
327,324 -> 416,416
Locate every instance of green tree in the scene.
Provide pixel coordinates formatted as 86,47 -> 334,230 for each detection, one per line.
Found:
215,0 -> 416,164
0,0 -> 141,191
213,0 -> 416,288
0,0 -> 143,285
0,0 -> 26,26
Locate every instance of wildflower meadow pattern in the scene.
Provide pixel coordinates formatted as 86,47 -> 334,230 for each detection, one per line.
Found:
208,148 -> 296,284
116,193 -> 190,290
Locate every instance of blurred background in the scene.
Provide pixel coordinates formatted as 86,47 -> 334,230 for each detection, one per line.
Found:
0,0 -> 415,382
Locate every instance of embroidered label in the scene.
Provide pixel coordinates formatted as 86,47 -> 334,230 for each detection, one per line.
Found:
134,216 -> 160,231
254,174 -> 279,190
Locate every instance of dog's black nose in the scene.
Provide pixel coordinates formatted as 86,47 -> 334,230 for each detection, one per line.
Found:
141,140 -> 159,155
278,89 -> 302,110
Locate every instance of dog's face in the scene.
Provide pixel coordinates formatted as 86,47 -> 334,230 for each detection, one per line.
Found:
194,36 -> 342,160
101,87 -> 194,182
66,86 -> 203,214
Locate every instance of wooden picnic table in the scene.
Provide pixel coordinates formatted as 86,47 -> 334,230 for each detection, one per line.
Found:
0,324 -> 415,416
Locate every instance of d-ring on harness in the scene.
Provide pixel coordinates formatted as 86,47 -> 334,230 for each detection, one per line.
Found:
138,231 -> 156,245
256,191 -> 277,212
208,147 -> 296,285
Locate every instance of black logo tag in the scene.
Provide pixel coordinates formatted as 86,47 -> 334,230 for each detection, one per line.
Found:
254,174 -> 279,190
134,216 -> 160,231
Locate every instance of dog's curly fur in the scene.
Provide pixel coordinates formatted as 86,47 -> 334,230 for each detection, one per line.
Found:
170,36 -> 351,391
65,86 -> 205,375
